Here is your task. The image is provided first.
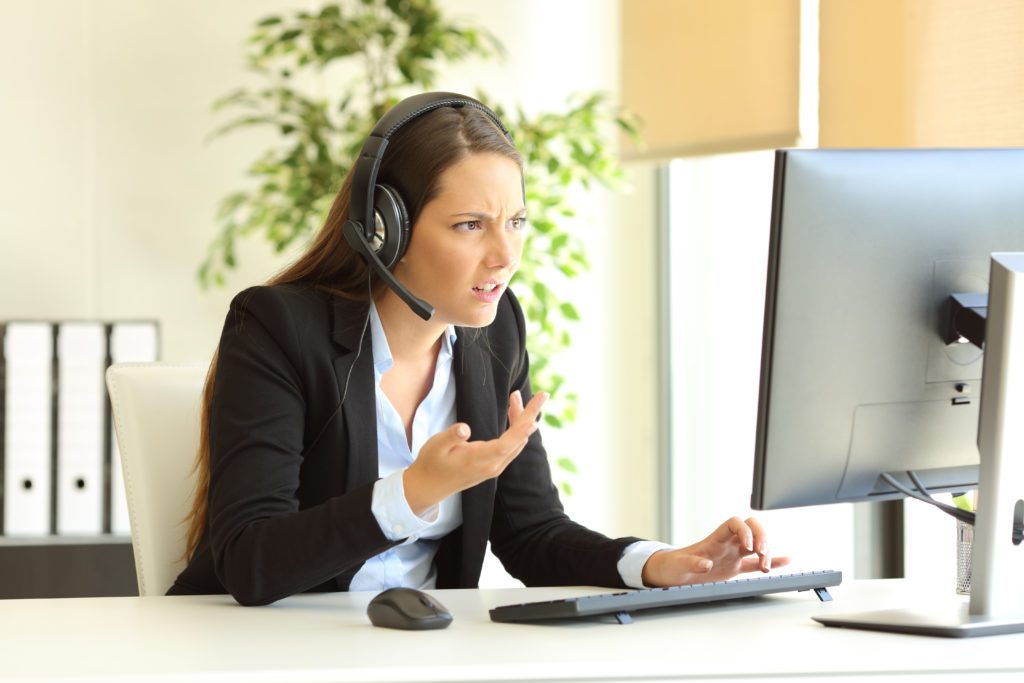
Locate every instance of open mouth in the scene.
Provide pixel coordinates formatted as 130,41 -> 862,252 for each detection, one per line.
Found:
473,283 -> 502,293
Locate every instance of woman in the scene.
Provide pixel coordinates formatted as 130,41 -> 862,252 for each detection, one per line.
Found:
169,92 -> 787,605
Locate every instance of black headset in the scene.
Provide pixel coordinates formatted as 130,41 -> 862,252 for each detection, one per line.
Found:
342,92 -> 515,321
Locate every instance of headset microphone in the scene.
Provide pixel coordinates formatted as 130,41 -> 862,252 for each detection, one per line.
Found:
342,219 -> 434,320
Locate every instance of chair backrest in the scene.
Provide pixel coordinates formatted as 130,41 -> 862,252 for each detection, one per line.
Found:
105,363 -> 207,596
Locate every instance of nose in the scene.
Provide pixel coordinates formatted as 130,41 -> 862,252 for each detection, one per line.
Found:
486,221 -> 519,269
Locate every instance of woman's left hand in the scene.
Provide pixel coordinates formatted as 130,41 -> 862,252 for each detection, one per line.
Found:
640,516 -> 790,587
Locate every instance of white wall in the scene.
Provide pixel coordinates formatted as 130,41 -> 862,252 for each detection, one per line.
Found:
666,152 -> 854,576
0,0 -> 299,345
0,0 -> 662,576
1,0 -> 94,318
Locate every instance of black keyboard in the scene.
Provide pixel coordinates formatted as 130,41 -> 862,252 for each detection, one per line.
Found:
489,570 -> 842,624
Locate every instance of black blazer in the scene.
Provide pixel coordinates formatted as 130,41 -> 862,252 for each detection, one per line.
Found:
168,284 -> 643,605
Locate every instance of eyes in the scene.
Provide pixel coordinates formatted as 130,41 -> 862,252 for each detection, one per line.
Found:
453,216 -> 528,233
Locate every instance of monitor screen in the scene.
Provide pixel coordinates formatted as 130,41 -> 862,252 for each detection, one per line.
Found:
751,148 -> 1024,511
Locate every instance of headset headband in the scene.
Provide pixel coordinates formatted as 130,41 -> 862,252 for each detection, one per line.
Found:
348,92 -> 514,244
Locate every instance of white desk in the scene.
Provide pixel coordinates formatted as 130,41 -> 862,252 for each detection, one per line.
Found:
1,580 -> 1022,682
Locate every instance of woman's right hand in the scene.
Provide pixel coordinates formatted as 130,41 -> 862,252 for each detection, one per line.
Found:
402,390 -> 548,516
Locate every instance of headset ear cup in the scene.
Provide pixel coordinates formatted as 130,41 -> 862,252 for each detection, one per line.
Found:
373,184 -> 410,268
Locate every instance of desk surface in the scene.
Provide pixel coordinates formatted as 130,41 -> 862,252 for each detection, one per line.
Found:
1,579 -> 1022,682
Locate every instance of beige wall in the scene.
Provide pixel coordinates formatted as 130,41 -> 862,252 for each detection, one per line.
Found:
819,0 -> 912,146
0,1 -> 661,551
621,0 -> 801,159
821,0 -> 1024,146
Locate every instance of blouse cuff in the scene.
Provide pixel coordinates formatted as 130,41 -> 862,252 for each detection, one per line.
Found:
370,469 -> 440,542
617,540 -> 676,588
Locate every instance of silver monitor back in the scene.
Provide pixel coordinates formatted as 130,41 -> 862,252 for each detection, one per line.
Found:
752,148 -> 1024,510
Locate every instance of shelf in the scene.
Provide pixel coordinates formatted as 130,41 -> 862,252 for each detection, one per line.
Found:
0,537 -> 137,599
0,534 -> 132,547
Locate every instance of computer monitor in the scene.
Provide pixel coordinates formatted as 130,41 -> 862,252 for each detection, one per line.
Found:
751,148 -> 1024,637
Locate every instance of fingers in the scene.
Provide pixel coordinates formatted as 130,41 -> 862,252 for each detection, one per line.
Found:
450,422 -> 471,443
496,392 -> 546,466
716,516 -> 755,552
507,389 -> 525,423
508,390 -> 546,429
464,393 -> 544,479
708,516 -> 778,572
744,516 -> 770,571
739,554 -> 790,574
505,391 -> 547,442
450,392 -> 548,485
746,516 -> 768,556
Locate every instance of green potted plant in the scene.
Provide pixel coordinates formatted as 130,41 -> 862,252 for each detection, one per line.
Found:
199,0 -> 641,492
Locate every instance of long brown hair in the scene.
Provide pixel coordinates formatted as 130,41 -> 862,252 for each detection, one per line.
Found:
183,102 -> 522,560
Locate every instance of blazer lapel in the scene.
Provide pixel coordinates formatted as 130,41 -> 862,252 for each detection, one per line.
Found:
454,332 -> 501,582
331,296 -> 378,493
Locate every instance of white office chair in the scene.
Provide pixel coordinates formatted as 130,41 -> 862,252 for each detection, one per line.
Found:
106,362 -> 208,596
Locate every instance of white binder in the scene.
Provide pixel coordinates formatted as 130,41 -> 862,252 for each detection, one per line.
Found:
55,322 -> 107,535
3,322 -> 54,536
108,322 -> 159,536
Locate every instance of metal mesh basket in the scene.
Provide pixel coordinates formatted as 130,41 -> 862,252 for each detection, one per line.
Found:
956,519 -> 973,595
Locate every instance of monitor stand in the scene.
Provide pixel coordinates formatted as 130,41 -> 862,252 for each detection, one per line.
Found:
815,252 -> 1024,638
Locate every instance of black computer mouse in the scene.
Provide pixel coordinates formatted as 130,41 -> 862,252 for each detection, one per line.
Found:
366,587 -> 453,630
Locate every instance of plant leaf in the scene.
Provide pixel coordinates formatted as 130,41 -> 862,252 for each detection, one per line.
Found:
556,457 -> 579,475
